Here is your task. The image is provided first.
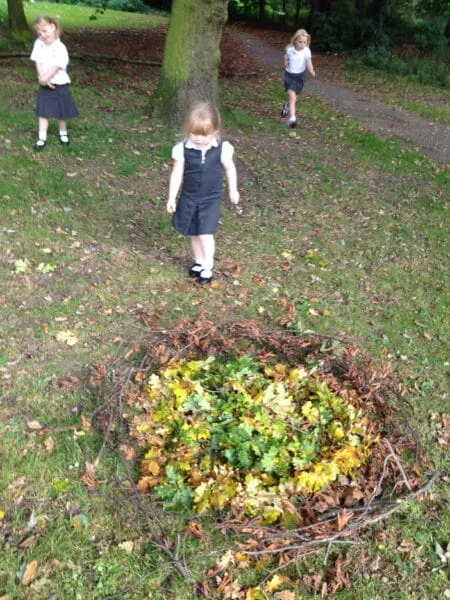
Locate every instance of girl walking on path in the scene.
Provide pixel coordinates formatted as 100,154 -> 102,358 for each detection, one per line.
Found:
30,15 -> 79,150
166,102 -> 240,285
281,29 -> 315,128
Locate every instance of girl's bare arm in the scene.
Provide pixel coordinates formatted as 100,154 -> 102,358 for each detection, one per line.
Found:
223,160 -> 240,204
307,58 -> 315,77
167,159 -> 184,213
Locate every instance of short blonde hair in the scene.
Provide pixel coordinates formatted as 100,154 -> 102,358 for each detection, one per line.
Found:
33,14 -> 62,37
291,28 -> 311,47
184,102 -> 221,137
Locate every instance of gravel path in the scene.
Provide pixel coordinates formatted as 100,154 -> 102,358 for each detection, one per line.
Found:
234,29 -> 450,165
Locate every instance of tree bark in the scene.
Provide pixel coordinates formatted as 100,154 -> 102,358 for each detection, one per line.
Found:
7,0 -> 29,41
151,0 -> 230,127
258,0 -> 266,22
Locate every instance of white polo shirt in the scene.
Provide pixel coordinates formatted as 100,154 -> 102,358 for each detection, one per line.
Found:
30,38 -> 71,85
284,45 -> 312,74
172,139 -> 234,164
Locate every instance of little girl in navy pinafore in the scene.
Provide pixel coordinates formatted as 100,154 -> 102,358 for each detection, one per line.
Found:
172,141 -> 223,236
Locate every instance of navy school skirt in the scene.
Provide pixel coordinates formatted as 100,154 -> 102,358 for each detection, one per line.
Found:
284,70 -> 305,94
35,84 -> 79,120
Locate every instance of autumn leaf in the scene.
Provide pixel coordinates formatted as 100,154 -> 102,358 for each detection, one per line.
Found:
119,444 -> 136,461
118,541 -> 134,553
22,560 -> 38,585
265,574 -> 285,592
274,592 -> 296,600
27,421 -> 43,431
71,514 -> 89,529
55,330 -> 79,346
337,510 -> 354,531
44,437 -> 55,453
13,259 -> 29,273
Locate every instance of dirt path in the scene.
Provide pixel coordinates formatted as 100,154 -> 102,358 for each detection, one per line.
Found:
232,28 -> 450,165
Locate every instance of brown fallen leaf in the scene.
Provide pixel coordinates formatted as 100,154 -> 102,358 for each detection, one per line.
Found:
44,437 -> 55,453
119,444 -> 136,461
337,510 -> 354,531
22,560 -> 38,585
27,421 -> 43,431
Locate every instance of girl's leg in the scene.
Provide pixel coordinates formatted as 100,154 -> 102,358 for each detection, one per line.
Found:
191,236 -> 203,264
58,119 -> 70,145
198,234 -> 215,272
288,89 -> 297,119
38,117 -> 49,139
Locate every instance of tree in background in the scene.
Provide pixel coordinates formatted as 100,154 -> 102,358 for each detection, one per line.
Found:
151,0 -> 230,127
7,0 -> 29,41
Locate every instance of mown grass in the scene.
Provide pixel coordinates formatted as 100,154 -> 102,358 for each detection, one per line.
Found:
0,0 -> 166,33
1,9 -> 449,600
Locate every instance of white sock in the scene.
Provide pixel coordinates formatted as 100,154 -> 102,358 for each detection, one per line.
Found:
38,131 -> 47,141
59,130 -> 68,137
202,260 -> 213,271
288,116 -> 296,123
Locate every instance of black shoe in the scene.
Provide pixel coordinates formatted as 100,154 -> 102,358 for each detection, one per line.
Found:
33,139 -> 46,150
288,119 -> 297,129
59,134 -> 70,147
198,269 -> 213,285
189,263 -> 202,277
281,102 -> 288,118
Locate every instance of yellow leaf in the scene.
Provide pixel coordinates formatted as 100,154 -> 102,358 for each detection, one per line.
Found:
265,574 -> 284,592
27,421 -> 43,430
55,330 -> 79,346
281,251 -> 292,258
0,509 -> 6,519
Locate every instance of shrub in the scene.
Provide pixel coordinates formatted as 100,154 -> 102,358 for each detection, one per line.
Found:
311,0 -> 359,51
413,17 -> 448,52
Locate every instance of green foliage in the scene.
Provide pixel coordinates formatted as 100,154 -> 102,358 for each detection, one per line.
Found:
362,44 -> 449,88
413,17 -> 448,51
132,355 -> 374,521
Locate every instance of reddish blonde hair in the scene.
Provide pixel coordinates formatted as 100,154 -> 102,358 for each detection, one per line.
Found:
184,102 -> 222,137
33,15 -> 62,37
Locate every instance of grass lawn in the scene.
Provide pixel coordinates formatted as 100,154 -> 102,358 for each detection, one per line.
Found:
0,0 -> 167,32
0,5 -> 449,600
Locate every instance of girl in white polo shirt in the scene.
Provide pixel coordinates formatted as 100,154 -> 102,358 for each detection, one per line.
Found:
30,15 -> 79,150
281,29 -> 315,128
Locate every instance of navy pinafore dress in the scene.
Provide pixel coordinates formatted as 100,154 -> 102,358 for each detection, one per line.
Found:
172,142 -> 223,236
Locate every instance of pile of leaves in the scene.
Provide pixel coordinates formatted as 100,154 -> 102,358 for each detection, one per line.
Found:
108,319 -> 434,597
131,353 -> 375,523
124,319 -> 429,521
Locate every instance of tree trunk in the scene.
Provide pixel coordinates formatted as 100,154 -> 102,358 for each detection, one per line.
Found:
355,0 -> 366,20
372,0 -> 387,24
7,0 -> 29,41
258,0 -> 266,22
295,0 -> 302,25
151,0 -> 230,127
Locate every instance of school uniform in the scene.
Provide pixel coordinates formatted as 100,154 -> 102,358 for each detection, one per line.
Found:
284,44 -> 312,94
30,38 -> 79,120
171,139 -> 234,236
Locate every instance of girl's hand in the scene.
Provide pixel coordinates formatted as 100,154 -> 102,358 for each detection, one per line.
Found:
230,191 -> 240,205
166,198 -> 176,214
